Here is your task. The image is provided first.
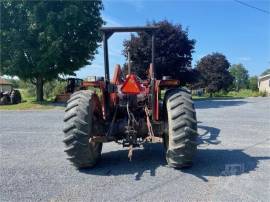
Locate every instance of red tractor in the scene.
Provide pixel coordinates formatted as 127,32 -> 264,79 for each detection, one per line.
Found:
63,27 -> 198,169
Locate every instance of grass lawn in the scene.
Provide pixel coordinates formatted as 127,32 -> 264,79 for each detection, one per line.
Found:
0,89 -> 65,110
192,96 -> 244,101
0,100 -> 65,110
161,89 -> 256,101
192,89 -> 265,100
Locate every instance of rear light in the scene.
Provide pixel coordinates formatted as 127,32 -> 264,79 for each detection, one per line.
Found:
121,74 -> 142,94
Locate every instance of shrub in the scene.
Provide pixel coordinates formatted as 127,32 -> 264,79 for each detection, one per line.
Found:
227,89 -> 261,97
259,90 -> 267,97
44,80 -> 66,100
17,79 -> 67,101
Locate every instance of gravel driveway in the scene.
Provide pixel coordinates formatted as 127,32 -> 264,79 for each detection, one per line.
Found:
1,97 -> 270,201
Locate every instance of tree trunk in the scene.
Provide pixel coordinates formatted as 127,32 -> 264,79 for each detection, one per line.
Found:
210,92 -> 213,98
36,76 -> 44,102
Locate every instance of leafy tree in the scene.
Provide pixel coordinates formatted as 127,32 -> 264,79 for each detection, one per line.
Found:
261,68 -> 270,76
16,79 -> 66,100
122,20 -> 196,84
195,53 -> 233,96
229,64 -> 249,91
1,0 -> 103,101
248,76 -> 258,91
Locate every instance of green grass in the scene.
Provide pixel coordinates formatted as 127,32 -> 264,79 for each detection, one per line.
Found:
192,96 -> 244,101
192,89 -> 264,100
226,89 -> 263,97
0,89 -> 65,110
0,100 -> 64,110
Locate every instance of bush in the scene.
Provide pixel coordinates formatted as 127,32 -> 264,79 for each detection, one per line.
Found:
25,82 -> 36,98
53,81 -> 66,96
227,89 -> 261,97
16,79 -> 67,101
248,76 -> 258,91
213,90 -> 229,97
44,80 -> 66,100
259,90 -> 267,97
198,89 -> 262,98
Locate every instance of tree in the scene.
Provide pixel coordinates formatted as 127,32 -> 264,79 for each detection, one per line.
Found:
229,64 -> 249,91
122,20 -> 196,84
1,0 -> 103,101
248,76 -> 258,91
261,68 -> 270,76
195,53 -> 233,96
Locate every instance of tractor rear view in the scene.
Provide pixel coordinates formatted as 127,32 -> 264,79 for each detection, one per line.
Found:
63,27 -> 198,169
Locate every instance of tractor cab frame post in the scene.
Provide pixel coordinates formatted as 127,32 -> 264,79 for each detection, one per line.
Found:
100,26 -> 158,120
151,33 -> 156,120
102,32 -> 112,119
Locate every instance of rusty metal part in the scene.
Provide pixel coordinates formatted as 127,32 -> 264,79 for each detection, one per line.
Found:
159,79 -> 180,88
106,106 -> 118,137
155,80 -> 160,120
89,136 -> 114,143
123,103 -> 139,148
82,80 -> 105,88
111,64 -> 123,85
128,145 -> 133,161
144,136 -> 163,143
144,106 -> 156,142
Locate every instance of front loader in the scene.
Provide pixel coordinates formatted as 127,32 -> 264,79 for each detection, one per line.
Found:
63,26 -> 198,169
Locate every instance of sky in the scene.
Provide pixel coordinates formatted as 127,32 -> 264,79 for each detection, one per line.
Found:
76,0 -> 270,79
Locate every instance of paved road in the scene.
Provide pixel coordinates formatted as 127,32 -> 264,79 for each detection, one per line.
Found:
1,97 -> 270,202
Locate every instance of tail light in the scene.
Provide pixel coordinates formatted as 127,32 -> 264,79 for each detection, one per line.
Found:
121,74 -> 142,94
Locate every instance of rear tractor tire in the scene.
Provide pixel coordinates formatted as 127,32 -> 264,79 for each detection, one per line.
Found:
0,95 -> 9,105
63,90 -> 103,169
10,89 -> 21,104
164,88 -> 198,168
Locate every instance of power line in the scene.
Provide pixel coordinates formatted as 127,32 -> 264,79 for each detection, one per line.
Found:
234,0 -> 270,14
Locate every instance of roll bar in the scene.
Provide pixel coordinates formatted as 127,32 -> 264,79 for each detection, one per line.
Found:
100,26 -> 159,84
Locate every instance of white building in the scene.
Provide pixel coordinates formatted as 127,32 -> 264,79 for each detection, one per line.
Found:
0,78 -> 12,92
258,74 -> 270,95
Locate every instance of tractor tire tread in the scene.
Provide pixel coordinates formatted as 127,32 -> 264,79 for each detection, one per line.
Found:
165,88 -> 198,168
63,90 -> 102,169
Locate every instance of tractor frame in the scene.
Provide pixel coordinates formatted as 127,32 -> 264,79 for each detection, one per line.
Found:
63,26 -> 198,168
82,26 -> 180,122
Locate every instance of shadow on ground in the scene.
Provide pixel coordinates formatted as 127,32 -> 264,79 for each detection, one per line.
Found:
195,99 -> 248,109
80,130 -> 269,181
80,143 -> 166,180
197,122 -> 221,145
80,145 -> 269,181
41,101 -> 66,107
182,149 -> 270,182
